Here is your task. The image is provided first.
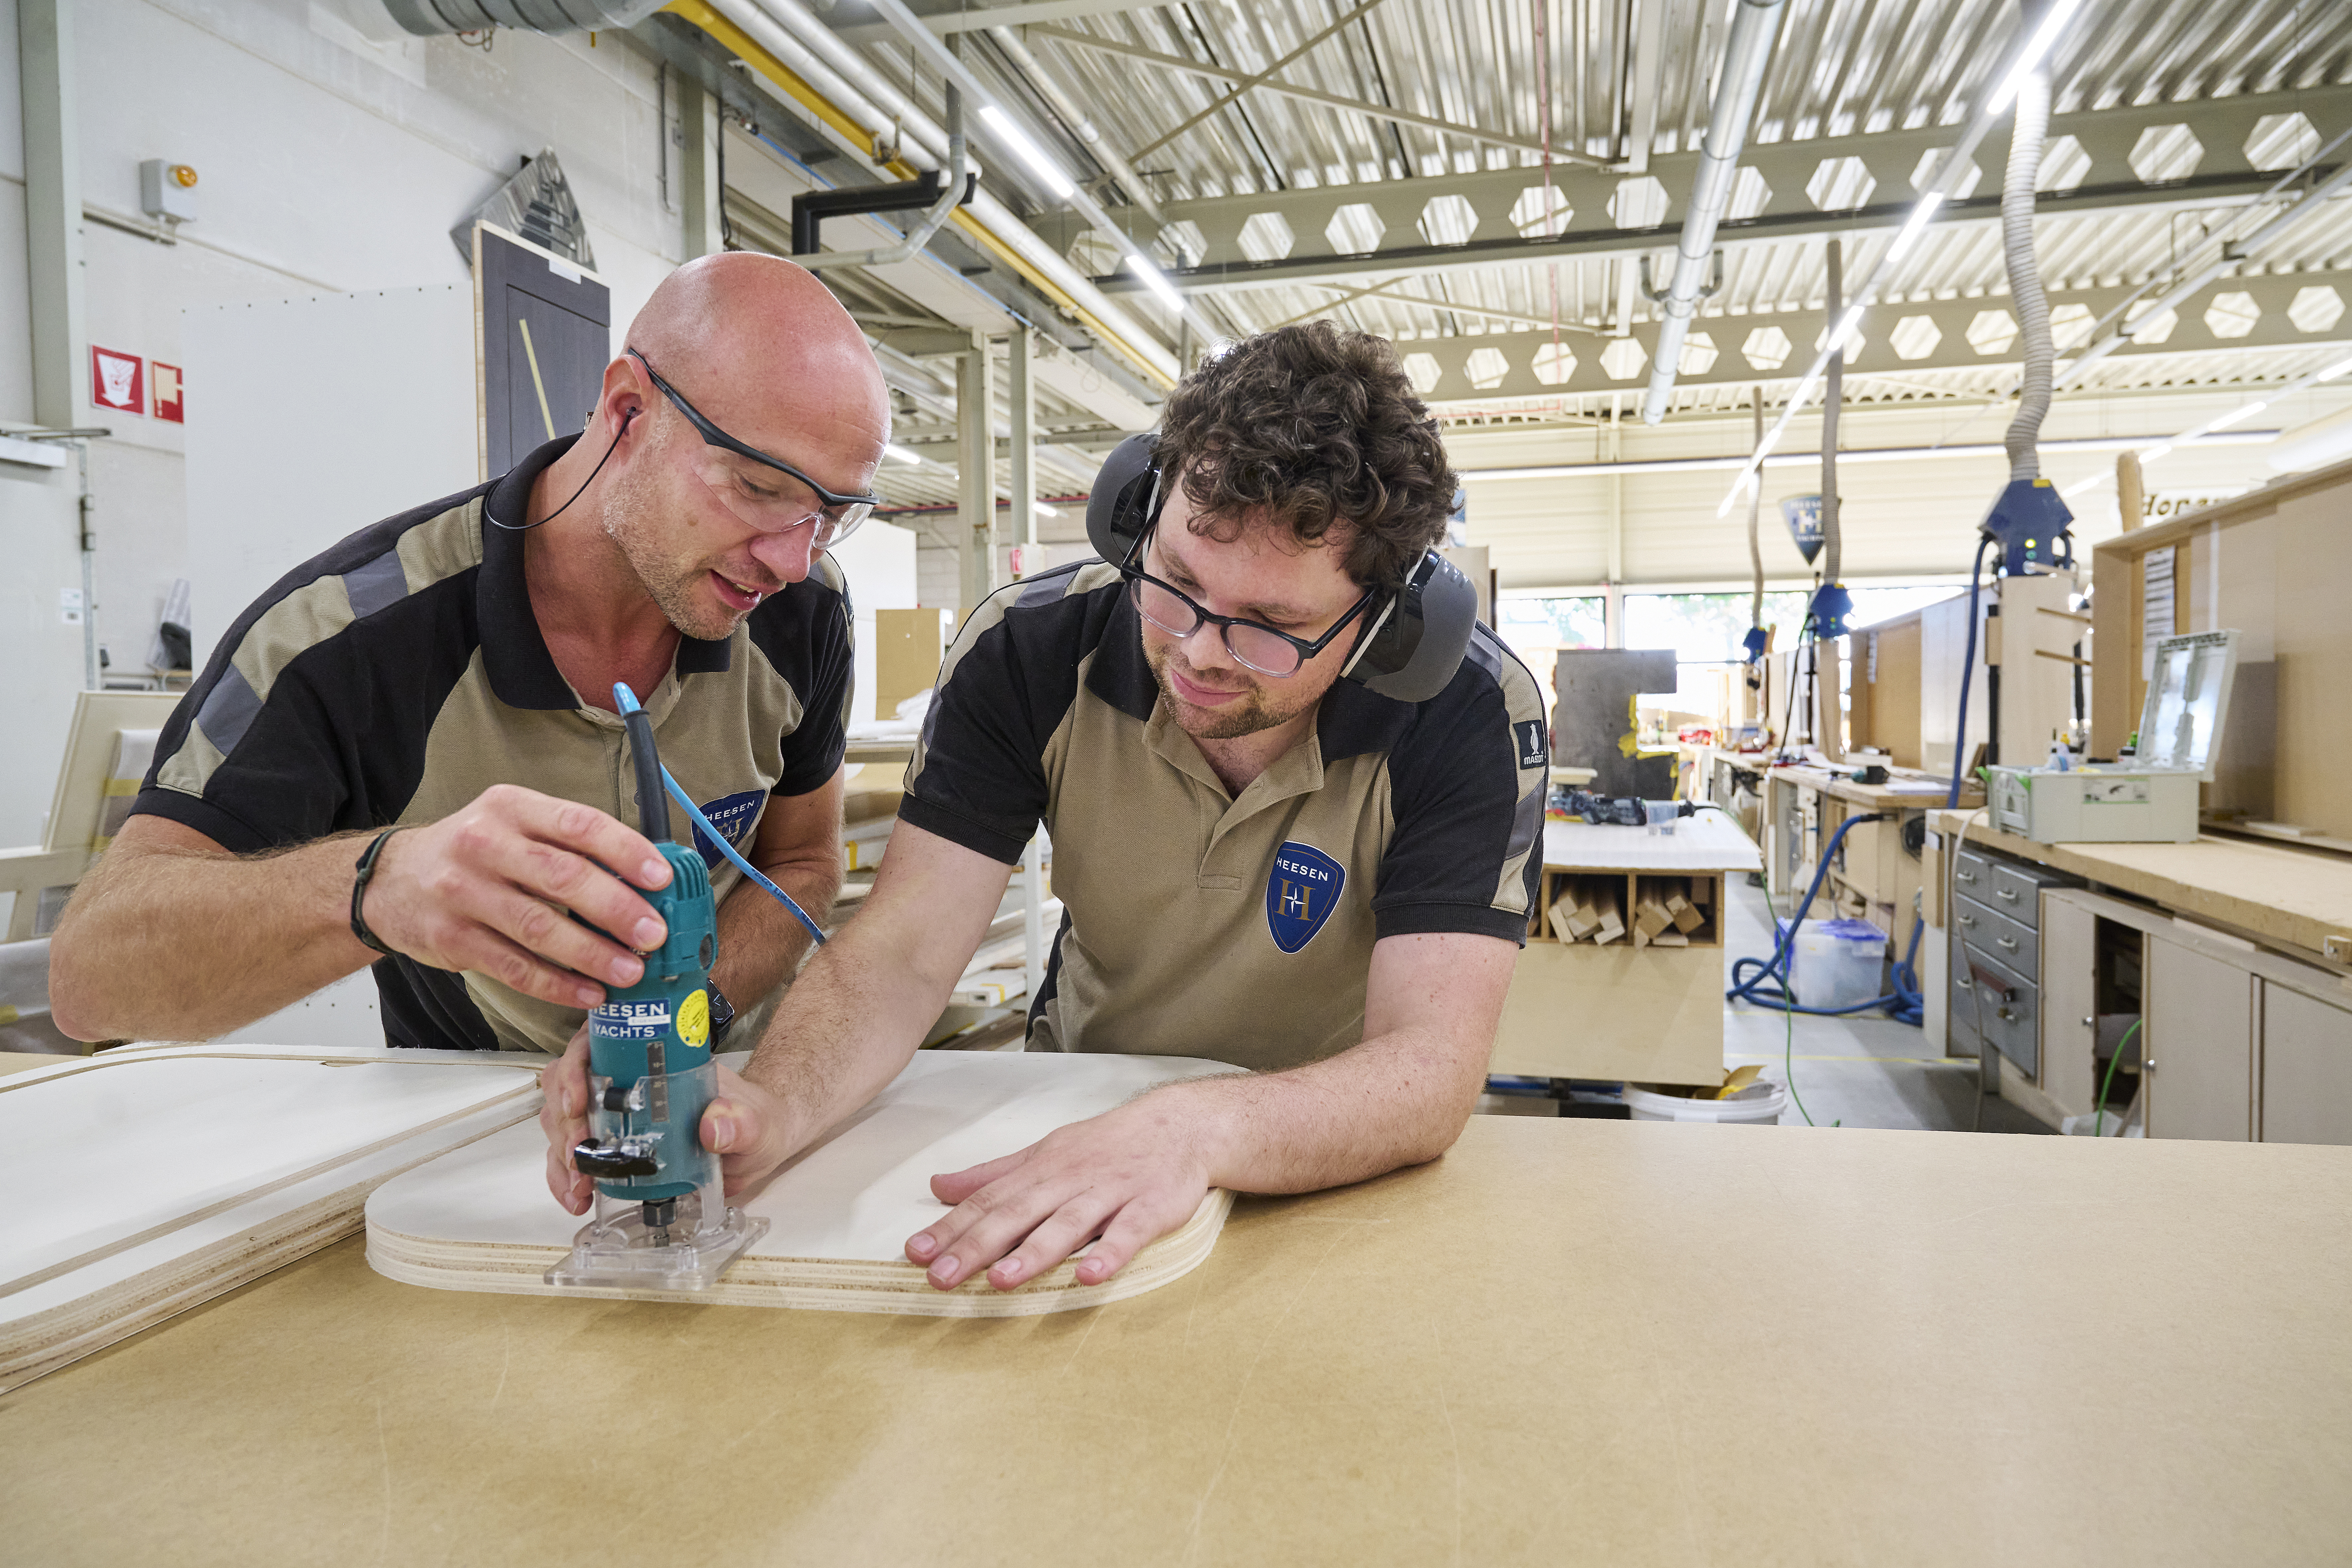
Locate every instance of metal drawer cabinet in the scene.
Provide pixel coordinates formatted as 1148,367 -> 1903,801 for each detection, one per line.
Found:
1954,892 -> 2038,978
1956,947 -> 2040,1076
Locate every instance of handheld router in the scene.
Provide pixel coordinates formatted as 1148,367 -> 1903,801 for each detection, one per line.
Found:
544,682 -> 768,1291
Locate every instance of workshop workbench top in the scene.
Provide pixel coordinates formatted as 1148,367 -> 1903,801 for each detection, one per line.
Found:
1541,811 -> 1762,873
7,1115 -> 2348,1565
1932,810 -> 2352,964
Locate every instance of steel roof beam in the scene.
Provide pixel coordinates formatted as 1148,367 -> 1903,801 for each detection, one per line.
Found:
1383,267 -> 2352,406
1079,84 -> 2352,297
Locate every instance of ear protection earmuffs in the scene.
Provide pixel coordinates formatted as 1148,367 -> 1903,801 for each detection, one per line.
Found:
1085,431 -> 1476,703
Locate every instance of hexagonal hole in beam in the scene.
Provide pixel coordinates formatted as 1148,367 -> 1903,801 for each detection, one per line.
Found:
1599,337 -> 1649,380
1420,193 -> 1479,246
1677,331 -> 1719,375
1724,166 -> 1772,220
2288,285 -> 2345,334
1742,325 -> 1792,370
1967,309 -> 2018,355
1609,176 -> 1670,229
1890,315 -> 1942,360
1325,203 -> 1386,255
2204,290 -> 2260,339
1532,342 -> 1578,384
1813,323 -> 1868,359
1237,212 -> 1295,263
1464,346 -> 1511,390
2036,135 -> 2092,193
1400,352 -> 1443,394
2129,124 -> 2203,184
2051,302 -> 2096,351
1511,184 -> 1572,237
1909,148 -> 1979,200
2247,111 -> 2321,173
2124,305 -> 2177,345
1806,155 -> 1876,210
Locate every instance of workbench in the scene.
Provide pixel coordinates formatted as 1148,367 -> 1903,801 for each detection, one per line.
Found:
1926,811 -> 2352,1140
1764,764 -> 1980,945
1491,812 -> 1761,1087
7,1115 -> 2348,1564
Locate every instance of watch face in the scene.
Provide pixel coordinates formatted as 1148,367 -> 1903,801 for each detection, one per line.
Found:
708,987 -> 736,1039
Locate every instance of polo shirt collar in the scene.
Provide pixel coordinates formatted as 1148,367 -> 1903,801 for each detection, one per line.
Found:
476,435 -> 736,712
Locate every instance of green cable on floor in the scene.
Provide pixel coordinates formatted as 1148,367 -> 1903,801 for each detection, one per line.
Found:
2095,1018 -> 2145,1138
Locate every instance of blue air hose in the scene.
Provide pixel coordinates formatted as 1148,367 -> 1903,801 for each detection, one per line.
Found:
613,684 -> 829,948
1727,811 -> 1920,1022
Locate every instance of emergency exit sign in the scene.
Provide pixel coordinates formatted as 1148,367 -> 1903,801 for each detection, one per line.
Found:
91,346 -> 143,414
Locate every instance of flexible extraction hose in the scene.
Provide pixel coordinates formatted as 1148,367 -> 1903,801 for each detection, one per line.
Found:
1945,533 -> 1997,808
2002,64 -> 2054,482
1748,391 -> 1765,633
1727,812 -> 1918,1021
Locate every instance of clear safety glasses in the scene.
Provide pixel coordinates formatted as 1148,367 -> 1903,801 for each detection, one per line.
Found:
1119,532 -> 1377,679
627,347 -> 879,549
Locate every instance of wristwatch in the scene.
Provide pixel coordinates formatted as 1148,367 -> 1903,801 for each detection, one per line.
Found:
706,984 -> 736,1045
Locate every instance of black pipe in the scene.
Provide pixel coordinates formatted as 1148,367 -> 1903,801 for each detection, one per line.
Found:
621,710 -> 671,844
790,171 -> 977,256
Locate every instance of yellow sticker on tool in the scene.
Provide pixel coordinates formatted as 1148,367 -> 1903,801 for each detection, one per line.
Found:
677,988 -> 710,1050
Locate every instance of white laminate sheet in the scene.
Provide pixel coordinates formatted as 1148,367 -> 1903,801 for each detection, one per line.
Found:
1541,807 -> 1764,872
367,1049 -> 1241,1317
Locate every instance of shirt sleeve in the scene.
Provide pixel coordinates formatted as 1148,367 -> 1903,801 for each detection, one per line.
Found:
896,574 -> 1097,865
769,573 -> 852,797
1370,632 -> 1548,945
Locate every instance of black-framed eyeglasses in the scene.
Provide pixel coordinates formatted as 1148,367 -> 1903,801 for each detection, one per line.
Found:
627,347 -> 880,547
1117,527 -> 1377,679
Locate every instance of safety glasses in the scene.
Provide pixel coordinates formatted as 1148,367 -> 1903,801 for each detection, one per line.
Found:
1118,527 -> 1376,678
627,347 -> 879,548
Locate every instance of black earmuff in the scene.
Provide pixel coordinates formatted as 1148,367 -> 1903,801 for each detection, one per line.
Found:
1083,429 -> 1477,704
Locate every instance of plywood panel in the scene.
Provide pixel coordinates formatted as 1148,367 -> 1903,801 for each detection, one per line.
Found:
366,1051 -> 1238,1315
1874,618 -> 1923,768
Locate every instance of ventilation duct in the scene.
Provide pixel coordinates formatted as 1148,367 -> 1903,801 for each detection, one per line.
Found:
376,0 -> 666,32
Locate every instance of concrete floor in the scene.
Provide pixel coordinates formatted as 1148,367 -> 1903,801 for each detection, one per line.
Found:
1480,876 -> 2052,1135
1716,876 -> 2049,1135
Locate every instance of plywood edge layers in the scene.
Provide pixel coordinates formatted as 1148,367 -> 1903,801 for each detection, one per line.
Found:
366,1188 -> 1235,1319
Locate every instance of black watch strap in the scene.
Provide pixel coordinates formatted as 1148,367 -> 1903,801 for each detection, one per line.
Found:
350,828 -> 400,956
706,984 -> 737,1044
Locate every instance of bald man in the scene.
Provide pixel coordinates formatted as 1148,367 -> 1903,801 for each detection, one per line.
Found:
50,253 -> 887,1053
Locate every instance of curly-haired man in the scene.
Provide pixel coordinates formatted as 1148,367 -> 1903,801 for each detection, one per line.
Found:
540,321 -> 1549,1292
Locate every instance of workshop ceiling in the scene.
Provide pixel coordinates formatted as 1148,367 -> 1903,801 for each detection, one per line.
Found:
788,0 -> 2351,430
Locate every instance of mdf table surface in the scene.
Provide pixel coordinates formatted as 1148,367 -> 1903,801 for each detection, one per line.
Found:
7,1116 -> 2349,1567
1930,810 -> 2352,963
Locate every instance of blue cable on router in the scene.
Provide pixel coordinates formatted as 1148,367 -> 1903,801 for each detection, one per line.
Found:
612,683 -> 828,948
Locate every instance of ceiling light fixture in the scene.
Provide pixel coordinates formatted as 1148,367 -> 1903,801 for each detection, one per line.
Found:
978,105 -> 1075,200
883,443 -> 923,464
1123,253 -> 1186,312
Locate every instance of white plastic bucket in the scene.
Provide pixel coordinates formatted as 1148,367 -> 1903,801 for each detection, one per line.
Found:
1777,917 -> 1888,1012
1625,1081 -> 1787,1124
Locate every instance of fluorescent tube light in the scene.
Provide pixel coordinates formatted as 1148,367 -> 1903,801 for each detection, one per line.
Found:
1124,253 -> 1186,312
883,443 -> 922,465
979,105 -> 1075,200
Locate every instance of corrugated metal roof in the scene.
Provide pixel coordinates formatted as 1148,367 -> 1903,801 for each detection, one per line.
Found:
811,0 -> 2352,429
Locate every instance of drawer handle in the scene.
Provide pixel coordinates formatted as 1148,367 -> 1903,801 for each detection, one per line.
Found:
1956,978 -> 1973,991
1996,936 -> 2018,952
1958,914 -> 1976,927
1956,872 -> 1977,883
1996,888 -> 2019,902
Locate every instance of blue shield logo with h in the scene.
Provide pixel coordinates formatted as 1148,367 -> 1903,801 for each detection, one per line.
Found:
1266,841 -> 1346,954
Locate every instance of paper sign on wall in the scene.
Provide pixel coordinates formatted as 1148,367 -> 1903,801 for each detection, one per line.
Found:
153,361 -> 185,423
2141,546 -> 2175,681
92,346 -> 144,414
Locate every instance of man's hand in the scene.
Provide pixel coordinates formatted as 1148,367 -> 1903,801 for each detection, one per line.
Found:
539,1025 -> 798,1213
367,784 -> 673,1011
904,1092 -> 1216,1292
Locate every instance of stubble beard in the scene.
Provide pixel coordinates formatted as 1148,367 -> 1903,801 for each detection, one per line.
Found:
599,456 -> 740,642
1143,639 -> 1317,740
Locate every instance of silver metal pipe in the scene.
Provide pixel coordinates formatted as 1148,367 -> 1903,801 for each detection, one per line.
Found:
801,114 -> 970,269
1639,0 -> 1786,425
986,24 -> 1165,225
856,0 -> 1220,344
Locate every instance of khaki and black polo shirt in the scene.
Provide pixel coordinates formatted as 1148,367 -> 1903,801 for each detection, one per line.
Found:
902,561 -> 1547,1074
134,435 -> 852,1054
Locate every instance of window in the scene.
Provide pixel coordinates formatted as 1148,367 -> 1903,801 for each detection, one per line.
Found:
1495,595 -> 1604,714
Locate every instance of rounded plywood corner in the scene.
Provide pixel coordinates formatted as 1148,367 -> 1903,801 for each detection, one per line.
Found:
365,1051 -> 1244,1316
